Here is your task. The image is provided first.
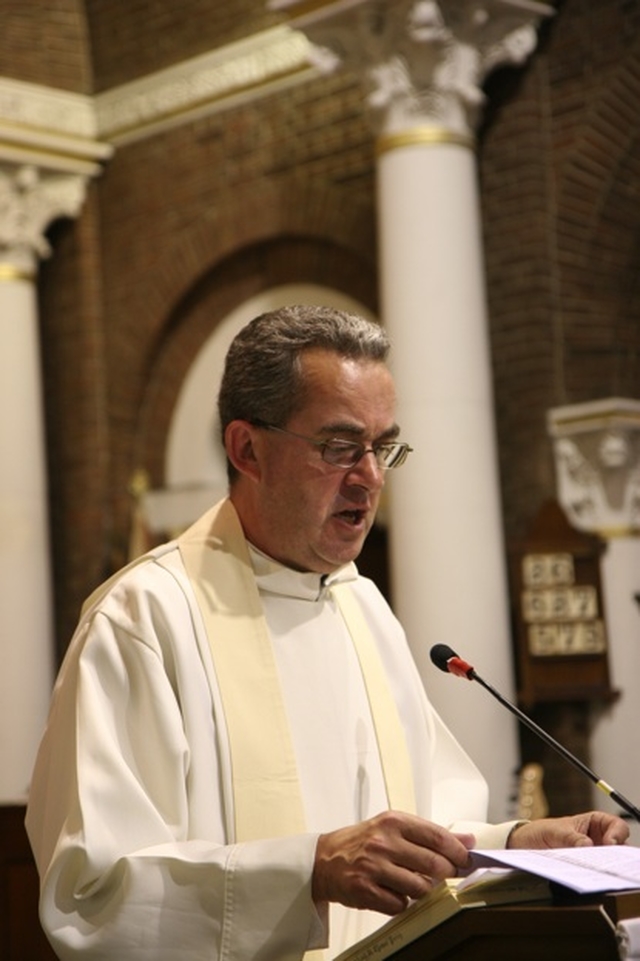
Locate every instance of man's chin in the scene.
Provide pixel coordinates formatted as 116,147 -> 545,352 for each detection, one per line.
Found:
318,539 -> 367,572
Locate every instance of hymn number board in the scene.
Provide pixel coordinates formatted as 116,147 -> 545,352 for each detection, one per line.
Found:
521,552 -> 606,658
510,501 -> 614,707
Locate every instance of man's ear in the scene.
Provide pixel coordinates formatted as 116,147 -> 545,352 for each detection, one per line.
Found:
224,420 -> 262,482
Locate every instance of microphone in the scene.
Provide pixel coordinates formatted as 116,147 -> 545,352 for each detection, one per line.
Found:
430,643 -> 640,823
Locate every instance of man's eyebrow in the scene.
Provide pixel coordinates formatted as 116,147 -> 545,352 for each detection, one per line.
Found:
319,422 -> 401,441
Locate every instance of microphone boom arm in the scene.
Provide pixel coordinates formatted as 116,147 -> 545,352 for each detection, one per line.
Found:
429,643 -> 640,823
469,668 -> 640,823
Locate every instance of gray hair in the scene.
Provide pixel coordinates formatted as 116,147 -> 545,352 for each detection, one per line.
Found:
218,304 -> 390,481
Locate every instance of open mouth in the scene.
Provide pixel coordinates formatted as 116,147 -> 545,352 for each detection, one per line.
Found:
336,509 -> 366,526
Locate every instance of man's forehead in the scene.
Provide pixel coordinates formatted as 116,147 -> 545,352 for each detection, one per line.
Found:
298,348 -> 392,380
294,351 -> 398,435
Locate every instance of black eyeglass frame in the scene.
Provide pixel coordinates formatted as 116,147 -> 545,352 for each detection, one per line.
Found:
251,421 -> 413,470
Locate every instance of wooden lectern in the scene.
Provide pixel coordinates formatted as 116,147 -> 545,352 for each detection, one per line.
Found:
385,891 -> 640,961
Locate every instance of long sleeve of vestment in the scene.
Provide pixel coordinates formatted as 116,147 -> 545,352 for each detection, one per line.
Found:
26,555 -> 325,961
26,542 -> 520,960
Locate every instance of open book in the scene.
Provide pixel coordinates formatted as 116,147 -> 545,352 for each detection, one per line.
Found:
333,866 -> 551,961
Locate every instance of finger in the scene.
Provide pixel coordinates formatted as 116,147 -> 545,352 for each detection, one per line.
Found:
602,823 -> 630,845
588,812 -> 630,846
320,857 -> 434,916
360,877 -> 430,916
546,822 -> 593,848
371,861 -> 437,910
568,833 -> 594,847
346,876 -> 412,916
386,839 -> 468,888
453,832 -> 477,850
350,819 -> 459,883
401,819 -> 474,869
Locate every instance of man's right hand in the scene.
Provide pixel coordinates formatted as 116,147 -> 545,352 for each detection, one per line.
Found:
312,811 -> 475,916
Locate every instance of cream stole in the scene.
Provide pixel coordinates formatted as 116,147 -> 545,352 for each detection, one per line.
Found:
178,498 -> 416,840
79,497 -> 415,959
178,499 -> 416,961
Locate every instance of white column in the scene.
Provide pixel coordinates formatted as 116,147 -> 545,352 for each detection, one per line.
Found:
271,0 -> 552,819
0,164 -> 86,802
548,399 -> 640,843
378,131 -> 518,819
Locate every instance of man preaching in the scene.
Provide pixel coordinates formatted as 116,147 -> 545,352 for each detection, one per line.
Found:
26,305 -> 628,960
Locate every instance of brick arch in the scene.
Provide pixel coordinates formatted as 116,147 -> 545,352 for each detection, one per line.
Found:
557,50 -> 640,257
555,46 -> 640,397
106,175 -> 376,455
134,234 -> 378,488
126,176 -> 376,343
105,176 -> 377,565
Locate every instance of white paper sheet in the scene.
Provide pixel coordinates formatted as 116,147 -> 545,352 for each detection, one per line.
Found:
470,845 -> 640,895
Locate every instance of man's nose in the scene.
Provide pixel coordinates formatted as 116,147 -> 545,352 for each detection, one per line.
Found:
345,450 -> 386,489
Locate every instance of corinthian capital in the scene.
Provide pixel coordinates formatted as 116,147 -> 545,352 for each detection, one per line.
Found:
548,399 -> 640,538
270,0 -> 554,136
0,164 -> 87,261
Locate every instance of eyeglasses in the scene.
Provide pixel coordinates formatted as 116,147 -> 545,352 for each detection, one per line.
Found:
253,422 -> 413,470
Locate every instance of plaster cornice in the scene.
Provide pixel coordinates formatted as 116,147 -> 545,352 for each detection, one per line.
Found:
0,25 -> 316,164
95,26 -> 316,145
0,76 -> 111,175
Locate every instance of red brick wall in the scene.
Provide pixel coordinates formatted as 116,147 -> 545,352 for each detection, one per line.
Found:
86,0 -> 282,91
480,0 -> 640,812
16,0 -> 639,814
481,0 -> 640,543
0,0 -> 90,91
40,66 -> 378,649
33,0 -> 640,662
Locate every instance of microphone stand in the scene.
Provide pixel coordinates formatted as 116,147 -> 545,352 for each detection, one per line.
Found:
471,668 -> 640,822
433,646 -> 640,824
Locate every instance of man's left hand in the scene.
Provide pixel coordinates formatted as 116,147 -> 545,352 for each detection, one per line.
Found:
508,810 -> 629,848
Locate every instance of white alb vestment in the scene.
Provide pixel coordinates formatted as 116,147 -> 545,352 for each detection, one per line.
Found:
26,499 -> 516,961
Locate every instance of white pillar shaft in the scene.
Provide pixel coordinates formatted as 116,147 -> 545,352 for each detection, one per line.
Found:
0,165 -> 89,801
590,540 -> 640,845
547,398 -> 640,836
0,263 -> 55,802
378,139 -> 518,820
269,0 -> 553,823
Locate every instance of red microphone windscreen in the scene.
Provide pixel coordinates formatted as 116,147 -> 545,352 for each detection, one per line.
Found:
447,656 -> 474,679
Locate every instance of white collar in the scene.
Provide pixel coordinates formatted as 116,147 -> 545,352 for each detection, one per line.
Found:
247,543 -> 358,601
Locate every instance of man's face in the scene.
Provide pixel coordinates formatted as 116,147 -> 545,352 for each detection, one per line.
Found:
250,348 -> 399,574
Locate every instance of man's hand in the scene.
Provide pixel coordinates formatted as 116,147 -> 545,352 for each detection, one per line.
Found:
508,810 -> 629,849
312,811 -> 475,916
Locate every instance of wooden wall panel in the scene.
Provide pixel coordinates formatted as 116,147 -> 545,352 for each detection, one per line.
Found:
0,806 -> 56,961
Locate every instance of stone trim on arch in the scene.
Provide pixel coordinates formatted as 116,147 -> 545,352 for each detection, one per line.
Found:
103,174 -> 377,567
133,233 -> 378,491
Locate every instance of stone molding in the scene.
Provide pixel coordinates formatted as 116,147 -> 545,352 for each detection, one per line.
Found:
94,26 -> 316,145
0,26 -> 316,156
0,7 -> 552,154
548,398 -> 640,538
0,77 -> 112,176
